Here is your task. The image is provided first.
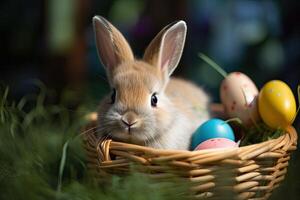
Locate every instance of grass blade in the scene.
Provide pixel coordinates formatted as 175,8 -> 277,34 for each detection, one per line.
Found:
57,139 -> 70,193
198,53 -> 228,78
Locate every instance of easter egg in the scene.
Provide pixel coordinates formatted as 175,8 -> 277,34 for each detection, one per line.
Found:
195,138 -> 237,150
220,72 -> 260,126
191,118 -> 235,150
258,80 -> 296,129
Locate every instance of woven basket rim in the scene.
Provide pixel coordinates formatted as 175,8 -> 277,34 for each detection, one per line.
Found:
91,126 -> 297,162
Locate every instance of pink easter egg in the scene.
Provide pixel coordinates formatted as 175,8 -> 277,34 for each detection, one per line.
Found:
195,138 -> 238,150
220,72 -> 260,126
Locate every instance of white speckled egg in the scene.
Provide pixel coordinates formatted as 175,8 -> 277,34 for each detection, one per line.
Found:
220,72 -> 260,126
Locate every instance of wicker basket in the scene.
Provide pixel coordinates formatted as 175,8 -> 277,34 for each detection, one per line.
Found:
83,110 -> 298,200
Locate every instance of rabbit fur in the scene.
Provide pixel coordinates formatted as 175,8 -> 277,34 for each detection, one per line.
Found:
93,16 -> 210,150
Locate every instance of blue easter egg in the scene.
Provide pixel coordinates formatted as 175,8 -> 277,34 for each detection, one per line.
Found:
191,118 -> 235,149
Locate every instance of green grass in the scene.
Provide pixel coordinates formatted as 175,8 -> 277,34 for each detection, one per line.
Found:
0,85 -> 187,200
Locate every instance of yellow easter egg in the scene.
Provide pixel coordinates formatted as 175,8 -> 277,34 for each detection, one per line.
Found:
258,80 -> 296,129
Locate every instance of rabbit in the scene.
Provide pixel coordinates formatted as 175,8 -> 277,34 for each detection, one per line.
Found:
93,16 -> 210,150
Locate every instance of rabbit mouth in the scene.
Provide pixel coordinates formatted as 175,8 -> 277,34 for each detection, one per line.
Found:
111,131 -> 146,145
109,125 -> 150,145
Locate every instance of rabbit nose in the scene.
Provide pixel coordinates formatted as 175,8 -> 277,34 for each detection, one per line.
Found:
121,112 -> 138,127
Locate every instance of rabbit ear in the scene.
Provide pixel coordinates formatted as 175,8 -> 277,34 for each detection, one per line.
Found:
93,16 -> 134,75
144,21 -> 187,76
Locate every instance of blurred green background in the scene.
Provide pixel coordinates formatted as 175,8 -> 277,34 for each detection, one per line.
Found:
1,0 -> 299,102
0,0 -> 299,199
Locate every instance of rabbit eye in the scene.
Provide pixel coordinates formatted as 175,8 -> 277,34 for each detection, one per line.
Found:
151,93 -> 158,107
110,88 -> 116,104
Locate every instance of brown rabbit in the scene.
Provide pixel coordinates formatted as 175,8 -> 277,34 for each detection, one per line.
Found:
93,16 -> 210,150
